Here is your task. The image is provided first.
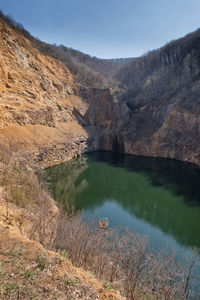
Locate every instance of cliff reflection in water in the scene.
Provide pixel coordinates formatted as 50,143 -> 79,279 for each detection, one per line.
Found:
45,151 -> 200,249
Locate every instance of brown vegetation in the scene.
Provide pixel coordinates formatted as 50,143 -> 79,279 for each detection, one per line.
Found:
0,151 -> 124,300
0,10 -> 132,90
0,150 -> 198,299
0,9 -> 199,299
1,8 -> 200,168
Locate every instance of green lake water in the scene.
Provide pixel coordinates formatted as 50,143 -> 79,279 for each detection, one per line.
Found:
45,151 -> 200,294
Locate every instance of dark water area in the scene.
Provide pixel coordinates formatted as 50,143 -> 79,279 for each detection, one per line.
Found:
44,151 -> 200,295
45,151 -> 200,249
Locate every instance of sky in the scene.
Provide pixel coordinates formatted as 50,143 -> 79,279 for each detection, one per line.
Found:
0,0 -> 200,59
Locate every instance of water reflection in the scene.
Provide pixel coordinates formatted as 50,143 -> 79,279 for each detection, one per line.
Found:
45,151 -> 200,249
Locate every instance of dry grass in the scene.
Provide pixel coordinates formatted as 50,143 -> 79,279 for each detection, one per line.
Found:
0,224 -> 122,300
0,150 -> 198,299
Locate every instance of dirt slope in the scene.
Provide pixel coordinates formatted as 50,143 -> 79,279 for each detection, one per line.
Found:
0,187 -> 125,300
0,20 -> 89,167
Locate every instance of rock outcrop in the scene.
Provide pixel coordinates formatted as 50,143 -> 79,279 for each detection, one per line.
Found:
81,29 -> 200,166
0,17 -> 200,167
0,20 -> 91,167
111,29 -> 200,165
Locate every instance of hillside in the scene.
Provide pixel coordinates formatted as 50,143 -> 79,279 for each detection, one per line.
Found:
115,28 -> 200,112
58,45 -> 133,78
0,8 -> 200,164
0,17 -> 125,299
0,185 -> 124,300
0,10 -> 200,299
106,28 -> 200,165
0,10 -> 133,90
0,16 -> 92,167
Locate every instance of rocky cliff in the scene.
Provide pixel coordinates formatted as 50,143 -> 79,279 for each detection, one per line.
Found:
111,29 -> 200,165
0,20 -> 91,167
0,16 -> 200,167
84,29 -> 200,166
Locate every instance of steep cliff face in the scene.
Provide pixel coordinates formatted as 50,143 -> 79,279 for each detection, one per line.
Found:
0,22 -> 75,127
0,20 -> 91,167
0,17 -> 200,167
82,87 -> 200,165
106,28 -> 200,165
113,101 -> 200,165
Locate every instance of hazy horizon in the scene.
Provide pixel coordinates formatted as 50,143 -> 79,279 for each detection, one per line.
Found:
1,0 -> 200,59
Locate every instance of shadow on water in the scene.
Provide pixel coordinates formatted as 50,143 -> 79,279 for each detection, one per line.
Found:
45,151 -> 200,250
89,151 -> 200,207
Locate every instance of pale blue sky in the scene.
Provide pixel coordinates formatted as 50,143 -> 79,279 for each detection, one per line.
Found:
0,0 -> 200,58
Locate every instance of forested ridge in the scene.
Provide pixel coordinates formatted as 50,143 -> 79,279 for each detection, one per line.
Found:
0,10 -> 133,89
2,8 -> 200,106
115,27 -> 200,112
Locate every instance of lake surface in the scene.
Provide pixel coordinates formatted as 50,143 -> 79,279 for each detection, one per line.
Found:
45,151 -> 200,293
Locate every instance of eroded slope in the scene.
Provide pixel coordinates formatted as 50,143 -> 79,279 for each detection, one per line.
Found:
0,20 -> 89,167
